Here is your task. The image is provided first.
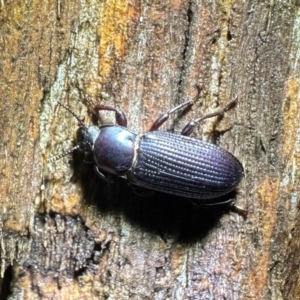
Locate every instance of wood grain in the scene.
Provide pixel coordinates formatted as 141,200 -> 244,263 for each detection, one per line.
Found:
0,0 -> 299,299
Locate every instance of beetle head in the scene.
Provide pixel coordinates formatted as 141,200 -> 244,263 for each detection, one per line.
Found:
76,125 -> 100,153
51,102 -> 99,162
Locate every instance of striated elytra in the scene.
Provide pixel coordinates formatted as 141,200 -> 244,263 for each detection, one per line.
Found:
59,98 -> 244,204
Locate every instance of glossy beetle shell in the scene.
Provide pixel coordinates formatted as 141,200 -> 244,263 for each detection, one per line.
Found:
128,131 -> 244,199
93,125 -> 136,175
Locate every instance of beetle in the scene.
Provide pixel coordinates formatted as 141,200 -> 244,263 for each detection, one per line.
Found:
57,97 -> 244,205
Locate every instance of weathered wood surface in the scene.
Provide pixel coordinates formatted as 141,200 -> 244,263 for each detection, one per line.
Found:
0,0 -> 299,299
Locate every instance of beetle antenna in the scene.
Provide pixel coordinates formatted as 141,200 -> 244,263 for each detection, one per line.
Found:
50,145 -> 80,162
57,101 -> 85,127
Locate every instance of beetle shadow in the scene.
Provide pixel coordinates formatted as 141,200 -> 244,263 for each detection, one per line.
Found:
71,150 -> 236,244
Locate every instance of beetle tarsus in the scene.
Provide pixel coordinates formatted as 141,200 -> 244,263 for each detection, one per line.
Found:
230,203 -> 248,219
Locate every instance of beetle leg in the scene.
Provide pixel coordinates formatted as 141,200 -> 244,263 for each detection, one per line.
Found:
149,99 -> 194,131
94,166 -> 114,183
181,98 -> 237,136
93,105 -> 128,127
230,204 -> 248,219
131,185 -> 155,197
191,198 -> 247,218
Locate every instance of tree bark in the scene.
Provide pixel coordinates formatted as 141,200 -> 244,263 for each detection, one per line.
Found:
0,0 -> 299,299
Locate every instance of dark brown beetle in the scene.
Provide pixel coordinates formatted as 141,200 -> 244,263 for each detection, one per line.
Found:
57,97 -> 243,205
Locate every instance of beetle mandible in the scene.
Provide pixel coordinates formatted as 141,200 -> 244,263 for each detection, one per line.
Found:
57,97 -> 244,204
